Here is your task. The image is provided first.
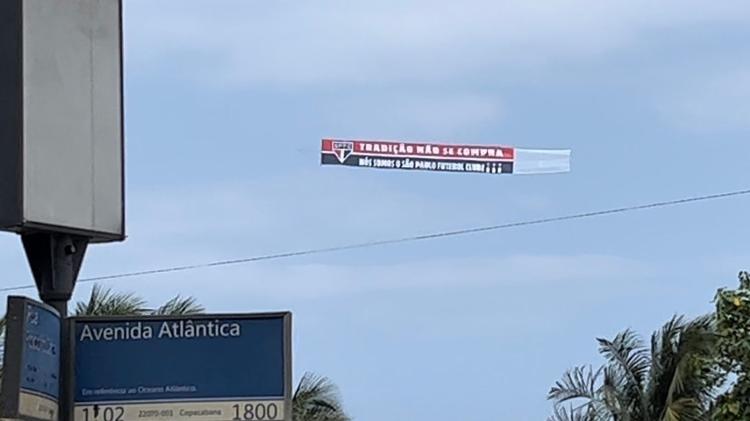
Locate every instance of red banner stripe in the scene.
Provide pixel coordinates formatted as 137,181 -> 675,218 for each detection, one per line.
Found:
321,139 -> 514,161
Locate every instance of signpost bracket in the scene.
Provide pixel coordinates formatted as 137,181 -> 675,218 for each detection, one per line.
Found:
22,232 -> 88,421
22,232 -> 89,316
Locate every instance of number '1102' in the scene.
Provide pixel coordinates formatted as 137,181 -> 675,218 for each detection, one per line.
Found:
81,407 -> 124,421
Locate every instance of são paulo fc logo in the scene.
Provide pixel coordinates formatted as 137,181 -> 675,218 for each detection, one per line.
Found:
332,141 -> 353,163
27,308 -> 39,326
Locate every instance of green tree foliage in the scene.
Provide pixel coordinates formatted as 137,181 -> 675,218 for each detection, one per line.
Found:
293,373 -> 351,421
74,284 -> 204,316
74,284 -> 149,316
713,272 -> 750,420
548,315 -> 722,421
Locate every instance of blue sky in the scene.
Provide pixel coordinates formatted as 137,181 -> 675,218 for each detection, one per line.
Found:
2,1 -> 750,419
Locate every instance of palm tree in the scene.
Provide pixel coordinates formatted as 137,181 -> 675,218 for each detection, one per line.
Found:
293,373 -> 351,421
74,284 -> 204,316
548,315 -> 722,421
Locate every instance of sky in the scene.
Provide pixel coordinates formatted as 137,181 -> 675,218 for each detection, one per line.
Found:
2,1 -> 750,419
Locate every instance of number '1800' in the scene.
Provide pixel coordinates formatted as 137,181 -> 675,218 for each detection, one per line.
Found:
232,403 -> 280,420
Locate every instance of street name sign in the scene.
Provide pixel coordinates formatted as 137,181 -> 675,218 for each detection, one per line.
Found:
0,0 -> 124,242
69,313 -> 292,421
0,296 -> 62,421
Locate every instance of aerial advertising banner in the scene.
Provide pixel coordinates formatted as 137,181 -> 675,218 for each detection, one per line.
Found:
320,139 -> 570,175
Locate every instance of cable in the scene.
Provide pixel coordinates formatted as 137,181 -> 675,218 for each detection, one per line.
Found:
1,188 -> 749,293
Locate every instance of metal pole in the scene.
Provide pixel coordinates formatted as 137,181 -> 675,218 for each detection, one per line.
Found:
22,232 -> 89,421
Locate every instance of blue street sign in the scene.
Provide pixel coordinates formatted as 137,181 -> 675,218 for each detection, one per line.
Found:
70,313 -> 291,421
0,296 -> 61,421
21,301 -> 60,400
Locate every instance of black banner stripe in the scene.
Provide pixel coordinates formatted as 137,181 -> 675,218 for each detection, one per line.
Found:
321,153 -> 514,174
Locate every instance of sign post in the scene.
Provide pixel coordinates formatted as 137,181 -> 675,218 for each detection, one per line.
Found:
1,2 -> 124,420
69,313 -> 292,421
1,4 -> 295,421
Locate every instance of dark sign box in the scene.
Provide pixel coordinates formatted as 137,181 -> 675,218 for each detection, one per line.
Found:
0,0 -> 124,242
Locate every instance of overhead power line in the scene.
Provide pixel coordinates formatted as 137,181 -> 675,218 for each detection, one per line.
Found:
1,188 -> 749,294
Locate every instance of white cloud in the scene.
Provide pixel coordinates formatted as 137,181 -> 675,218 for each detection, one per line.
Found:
123,0 -> 750,88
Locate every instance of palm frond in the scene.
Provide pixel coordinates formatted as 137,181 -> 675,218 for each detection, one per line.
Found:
739,271 -> 750,289
549,365 -> 602,403
597,330 -> 650,386
600,366 -> 630,419
74,284 -> 148,316
548,404 -> 588,421
550,402 -> 612,421
648,316 -> 684,413
597,329 -> 650,416
648,315 -> 719,419
656,315 -> 719,421
548,365 -> 622,421
669,316 -> 716,394
151,296 -> 204,315
662,397 -> 704,421
293,372 -> 350,421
